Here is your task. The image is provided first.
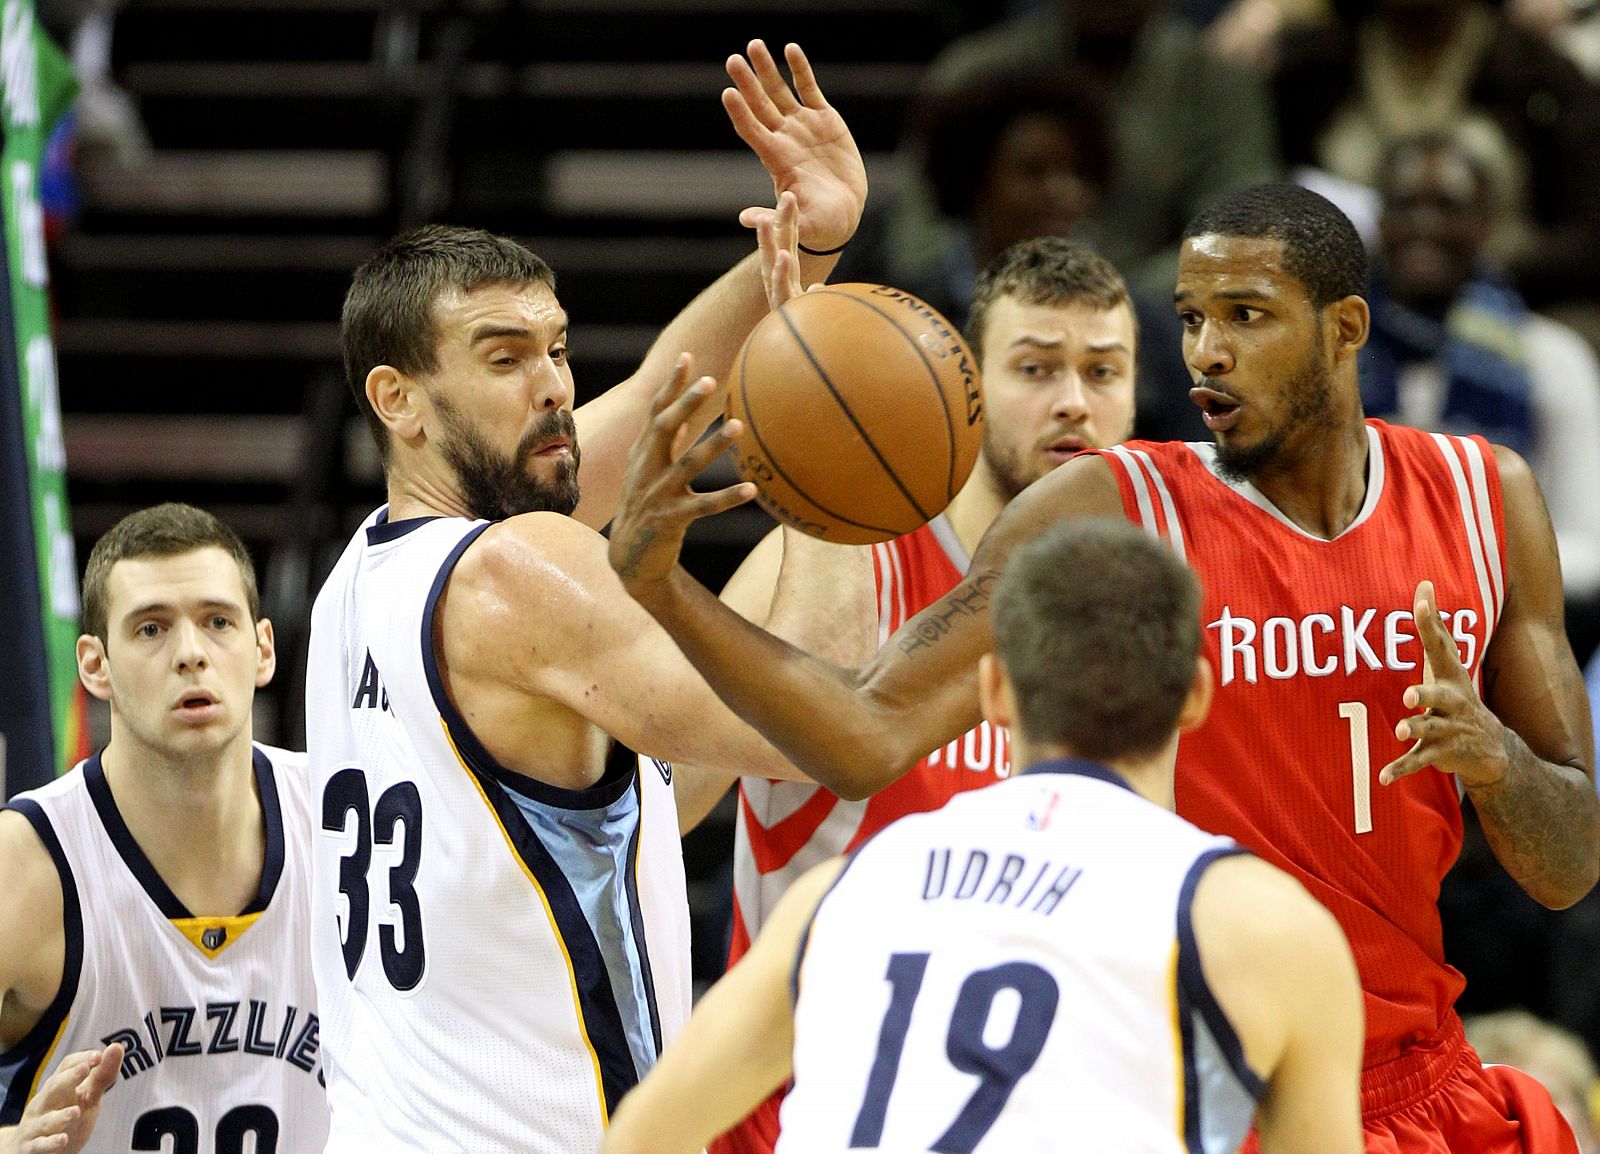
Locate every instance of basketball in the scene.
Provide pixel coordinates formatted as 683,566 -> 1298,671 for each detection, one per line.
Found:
726,283 -> 984,545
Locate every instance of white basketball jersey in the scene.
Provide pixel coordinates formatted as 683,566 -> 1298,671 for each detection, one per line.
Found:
780,759 -> 1262,1154
305,509 -> 691,1154
0,745 -> 327,1154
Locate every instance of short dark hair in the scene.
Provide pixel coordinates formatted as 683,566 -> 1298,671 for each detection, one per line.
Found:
967,237 -> 1133,361
1182,183 -> 1368,308
340,224 -> 556,462
991,518 -> 1201,761
81,503 -> 260,642
915,69 -> 1115,221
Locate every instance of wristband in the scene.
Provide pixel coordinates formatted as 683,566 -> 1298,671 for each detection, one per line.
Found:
798,239 -> 849,257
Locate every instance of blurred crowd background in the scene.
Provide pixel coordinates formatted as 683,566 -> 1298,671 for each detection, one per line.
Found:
21,0 -> 1600,1143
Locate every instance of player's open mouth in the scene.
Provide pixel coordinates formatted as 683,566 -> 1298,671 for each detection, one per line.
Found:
174,690 -> 221,720
1190,386 -> 1242,432
1044,436 -> 1088,461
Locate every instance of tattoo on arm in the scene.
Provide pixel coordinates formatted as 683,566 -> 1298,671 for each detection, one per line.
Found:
895,571 -> 999,656
1470,729 -> 1600,907
616,528 -> 658,584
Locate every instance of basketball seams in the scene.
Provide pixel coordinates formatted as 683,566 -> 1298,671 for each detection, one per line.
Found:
773,304 -> 936,523
806,289 -> 966,500
735,334 -> 904,539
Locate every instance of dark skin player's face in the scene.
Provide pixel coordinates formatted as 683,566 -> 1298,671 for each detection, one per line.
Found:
1174,234 -> 1343,480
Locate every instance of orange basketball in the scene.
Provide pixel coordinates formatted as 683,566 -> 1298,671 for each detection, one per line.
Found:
727,283 -> 984,545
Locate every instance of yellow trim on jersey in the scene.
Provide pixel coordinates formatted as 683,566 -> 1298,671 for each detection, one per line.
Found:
170,912 -> 263,959
440,716 -> 611,1127
1168,940 -> 1184,1143
25,1015 -> 69,1101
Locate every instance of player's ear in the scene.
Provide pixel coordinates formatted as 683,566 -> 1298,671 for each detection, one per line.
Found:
1332,293 -> 1369,357
978,653 -> 1014,730
367,364 -> 425,446
254,618 -> 277,689
1175,655 -> 1213,734
77,634 -> 113,702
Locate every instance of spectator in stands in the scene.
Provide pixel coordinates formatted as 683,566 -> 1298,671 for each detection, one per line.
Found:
835,70 -> 1113,330
1467,1011 -> 1600,1151
1507,0 -> 1600,84
1272,0 -> 1600,312
881,0 -> 1280,302
1360,129 -> 1600,602
862,0 -> 1279,442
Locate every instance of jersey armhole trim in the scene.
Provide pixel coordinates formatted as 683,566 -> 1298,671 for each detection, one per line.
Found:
1176,845 -> 1268,1125
418,521 -> 634,811
0,800 -> 84,1125
455,754 -> 638,1118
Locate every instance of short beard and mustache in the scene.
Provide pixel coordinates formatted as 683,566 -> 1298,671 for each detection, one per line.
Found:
1211,339 -> 1336,486
434,395 -> 582,520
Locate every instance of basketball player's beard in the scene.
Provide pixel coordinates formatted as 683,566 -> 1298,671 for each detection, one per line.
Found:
436,399 -> 582,520
1212,342 -> 1335,486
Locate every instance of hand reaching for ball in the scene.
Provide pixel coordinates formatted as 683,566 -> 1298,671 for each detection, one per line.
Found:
610,356 -> 756,594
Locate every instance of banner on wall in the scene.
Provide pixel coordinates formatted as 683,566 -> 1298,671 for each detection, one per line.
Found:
0,0 -> 82,797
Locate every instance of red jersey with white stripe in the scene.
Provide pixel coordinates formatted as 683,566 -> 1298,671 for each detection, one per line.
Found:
1097,421 -> 1504,1070
713,515 -> 1011,1154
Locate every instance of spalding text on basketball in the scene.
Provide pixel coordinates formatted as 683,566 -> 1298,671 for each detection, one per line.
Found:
867,285 -> 984,427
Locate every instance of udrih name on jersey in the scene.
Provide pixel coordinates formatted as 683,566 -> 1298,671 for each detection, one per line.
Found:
781,762 -> 1258,1154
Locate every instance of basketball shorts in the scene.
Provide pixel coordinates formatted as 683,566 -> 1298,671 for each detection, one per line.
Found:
709,1085 -> 782,1154
1243,1012 -> 1578,1153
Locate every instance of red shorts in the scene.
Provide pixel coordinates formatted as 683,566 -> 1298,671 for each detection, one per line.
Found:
1245,1014 -> 1578,1153
708,1086 -> 781,1154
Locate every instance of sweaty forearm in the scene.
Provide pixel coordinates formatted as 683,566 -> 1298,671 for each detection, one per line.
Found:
1469,731 -> 1600,909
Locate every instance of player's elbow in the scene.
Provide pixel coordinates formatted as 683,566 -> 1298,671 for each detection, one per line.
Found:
1533,859 -> 1600,910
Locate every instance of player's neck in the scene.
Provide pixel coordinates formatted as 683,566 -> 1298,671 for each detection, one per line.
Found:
1243,408 -> 1371,541
1019,737 -> 1177,811
387,456 -> 479,522
943,460 -> 1009,555
99,730 -> 268,916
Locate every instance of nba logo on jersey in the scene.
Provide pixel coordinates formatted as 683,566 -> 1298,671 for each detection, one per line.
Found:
202,927 -> 227,950
1025,788 -> 1059,831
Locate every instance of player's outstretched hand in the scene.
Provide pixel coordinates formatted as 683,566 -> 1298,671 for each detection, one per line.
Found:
724,40 -> 866,256
609,355 -> 757,594
1379,580 -> 1509,787
0,1043 -> 122,1154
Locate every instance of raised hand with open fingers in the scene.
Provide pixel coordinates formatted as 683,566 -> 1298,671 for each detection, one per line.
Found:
723,40 -> 867,257
1379,580 -> 1511,788
1,1043 -> 122,1154
608,355 -> 756,593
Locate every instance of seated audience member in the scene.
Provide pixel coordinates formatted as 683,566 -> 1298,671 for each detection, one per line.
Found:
1467,1011 -> 1600,1152
888,0 -> 1280,302
836,70 -> 1113,331
1273,0 -> 1600,310
1361,130 -> 1600,601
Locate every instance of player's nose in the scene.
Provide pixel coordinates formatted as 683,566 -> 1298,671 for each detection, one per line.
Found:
1187,319 -> 1234,378
530,356 -> 572,412
1051,373 -> 1091,421
170,619 -> 209,671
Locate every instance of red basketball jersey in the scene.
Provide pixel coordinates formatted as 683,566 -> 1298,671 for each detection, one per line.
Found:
1098,421 -> 1505,1068
713,515 -> 1011,1154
